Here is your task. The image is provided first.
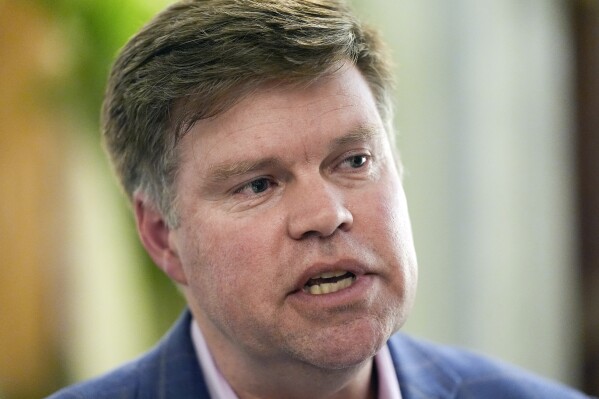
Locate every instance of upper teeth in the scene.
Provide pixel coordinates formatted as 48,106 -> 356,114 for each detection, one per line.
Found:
311,271 -> 347,279
304,271 -> 356,295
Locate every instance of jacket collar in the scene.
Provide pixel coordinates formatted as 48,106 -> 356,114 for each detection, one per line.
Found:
388,333 -> 461,399
137,310 -> 211,399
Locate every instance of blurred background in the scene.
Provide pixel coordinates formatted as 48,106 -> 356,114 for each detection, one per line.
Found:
0,0 -> 597,397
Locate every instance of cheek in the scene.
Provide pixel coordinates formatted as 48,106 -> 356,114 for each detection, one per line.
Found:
367,179 -> 418,294
386,191 -> 419,307
182,218 -> 290,341
366,178 -> 412,247
182,217 -> 281,301
387,174 -> 413,238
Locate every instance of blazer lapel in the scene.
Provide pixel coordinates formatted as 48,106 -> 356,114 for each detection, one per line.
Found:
387,333 -> 461,399
137,310 -> 212,399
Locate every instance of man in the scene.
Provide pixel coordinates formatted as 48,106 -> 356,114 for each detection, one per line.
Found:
49,1 -> 592,398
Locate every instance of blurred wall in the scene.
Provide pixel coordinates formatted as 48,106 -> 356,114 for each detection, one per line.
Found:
575,1 -> 599,393
0,3 -> 69,397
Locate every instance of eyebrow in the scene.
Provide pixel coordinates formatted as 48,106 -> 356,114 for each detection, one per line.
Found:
206,157 -> 281,183
205,125 -> 381,184
328,125 -> 381,151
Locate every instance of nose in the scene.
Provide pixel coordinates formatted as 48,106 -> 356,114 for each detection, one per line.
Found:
286,177 -> 353,240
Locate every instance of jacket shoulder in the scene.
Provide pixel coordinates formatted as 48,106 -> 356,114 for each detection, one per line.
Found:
387,333 -> 592,398
45,349 -> 157,399
45,310 -> 210,399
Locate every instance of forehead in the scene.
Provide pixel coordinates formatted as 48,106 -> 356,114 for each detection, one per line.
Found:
179,65 -> 385,157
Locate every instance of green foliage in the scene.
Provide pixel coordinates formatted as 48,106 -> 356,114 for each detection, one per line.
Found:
36,0 -> 173,126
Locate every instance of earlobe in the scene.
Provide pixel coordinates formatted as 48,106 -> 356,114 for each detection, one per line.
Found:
133,194 -> 188,285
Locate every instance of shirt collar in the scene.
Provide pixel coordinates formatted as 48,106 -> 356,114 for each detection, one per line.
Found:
375,339 -> 403,399
191,319 -> 402,399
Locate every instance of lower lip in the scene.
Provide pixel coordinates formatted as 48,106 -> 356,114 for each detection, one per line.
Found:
288,274 -> 376,308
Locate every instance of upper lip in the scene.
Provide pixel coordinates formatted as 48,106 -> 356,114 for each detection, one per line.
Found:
291,259 -> 369,293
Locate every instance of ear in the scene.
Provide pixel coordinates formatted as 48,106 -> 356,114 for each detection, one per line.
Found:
133,193 -> 188,285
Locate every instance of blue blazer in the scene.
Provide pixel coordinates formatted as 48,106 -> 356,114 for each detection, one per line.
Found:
47,311 -> 592,399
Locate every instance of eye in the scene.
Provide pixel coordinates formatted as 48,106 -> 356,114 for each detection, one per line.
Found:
338,154 -> 370,171
249,178 -> 270,193
234,177 -> 273,195
346,155 -> 368,168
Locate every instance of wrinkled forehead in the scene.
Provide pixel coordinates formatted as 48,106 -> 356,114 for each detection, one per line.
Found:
170,63 -> 395,147
169,70 -> 335,142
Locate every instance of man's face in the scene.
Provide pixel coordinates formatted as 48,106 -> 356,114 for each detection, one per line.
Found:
168,65 -> 417,370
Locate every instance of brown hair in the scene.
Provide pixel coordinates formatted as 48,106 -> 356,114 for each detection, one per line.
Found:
102,0 -> 394,226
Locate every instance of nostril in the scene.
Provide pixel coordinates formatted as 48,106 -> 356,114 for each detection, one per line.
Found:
286,184 -> 353,239
338,218 -> 352,232
300,230 -> 321,239
290,206 -> 353,240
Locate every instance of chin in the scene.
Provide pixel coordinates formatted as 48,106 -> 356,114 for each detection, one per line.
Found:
306,346 -> 378,371
290,318 -> 390,371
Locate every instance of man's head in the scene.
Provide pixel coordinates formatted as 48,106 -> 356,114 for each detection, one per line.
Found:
102,0 -> 395,226
105,1 -> 417,395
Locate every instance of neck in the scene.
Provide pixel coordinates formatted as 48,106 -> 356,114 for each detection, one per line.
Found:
192,312 -> 377,399
225,353 -> 376,399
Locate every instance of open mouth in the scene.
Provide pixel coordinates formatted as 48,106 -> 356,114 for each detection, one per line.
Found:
303,271 -> 357,295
